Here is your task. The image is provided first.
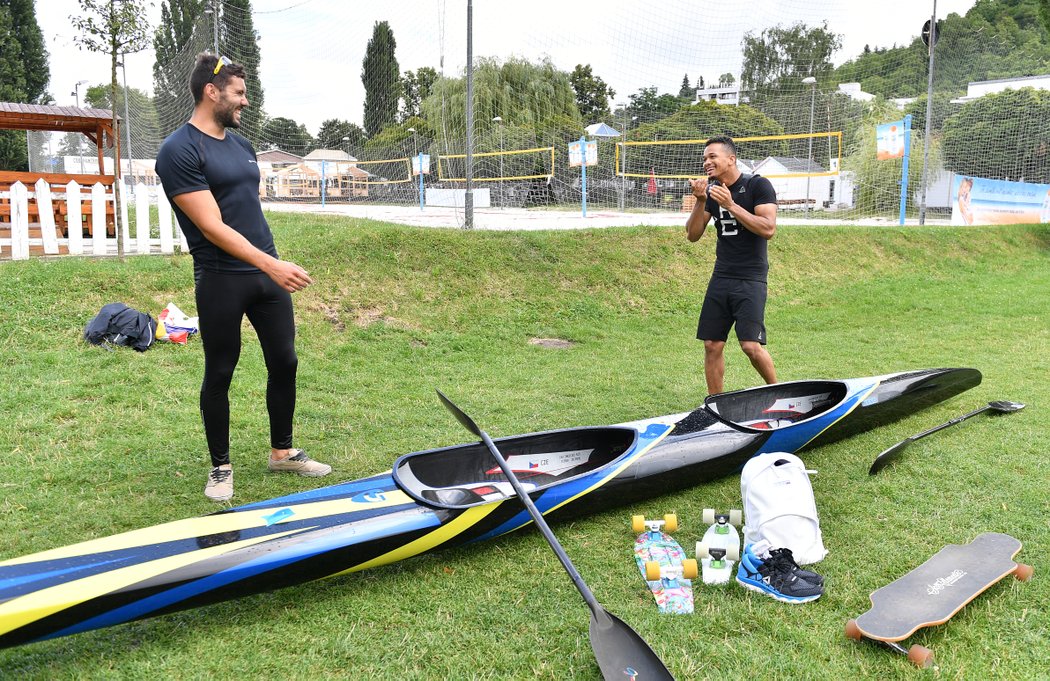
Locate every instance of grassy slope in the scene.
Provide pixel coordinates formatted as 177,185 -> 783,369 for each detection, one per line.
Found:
0,217 -> 1047,679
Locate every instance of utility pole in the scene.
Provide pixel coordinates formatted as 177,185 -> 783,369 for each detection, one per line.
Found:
464,0 -> 474,229
918,0 -> 938,225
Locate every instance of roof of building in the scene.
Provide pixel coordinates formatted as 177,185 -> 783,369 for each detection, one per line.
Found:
257,149 -> 302,163
303,149 -> 356,162
754,156 -> 825,173
0,102 -> 118,133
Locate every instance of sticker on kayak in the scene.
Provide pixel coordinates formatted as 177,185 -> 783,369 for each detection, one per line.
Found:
485,449 -> 595,477
762,393 -> 832,416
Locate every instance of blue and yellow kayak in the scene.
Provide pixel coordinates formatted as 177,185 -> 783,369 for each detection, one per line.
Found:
0,367 -> 980,649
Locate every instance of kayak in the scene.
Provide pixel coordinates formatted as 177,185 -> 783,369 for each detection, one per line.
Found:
0,367 -> 979,649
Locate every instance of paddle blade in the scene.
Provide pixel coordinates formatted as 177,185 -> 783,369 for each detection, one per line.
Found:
589,607 -> 674,681
869,439 -> 912,475
989,400 -> 1025,413
436,389 -> 482,437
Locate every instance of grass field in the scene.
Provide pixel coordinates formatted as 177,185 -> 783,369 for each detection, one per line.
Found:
1,216 -> 1047,679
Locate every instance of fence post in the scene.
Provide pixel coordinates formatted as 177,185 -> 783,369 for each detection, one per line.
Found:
119,177 -> 131,254
135,181 -> 151,254
66,180 -> 83,255
157,185 -> 174,254
34,179 -> 60,255
10,181 -> 29,260
91,182 -> 108,256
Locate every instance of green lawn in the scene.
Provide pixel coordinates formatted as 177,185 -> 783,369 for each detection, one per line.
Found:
1,217 -> 1047,679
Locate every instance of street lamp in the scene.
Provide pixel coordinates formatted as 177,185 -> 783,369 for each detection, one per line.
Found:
802,76 -> 817,218
116,59 -> 133,178
71,80 -> 88,173
203,1 -> 219,54
492,116 -> 503,208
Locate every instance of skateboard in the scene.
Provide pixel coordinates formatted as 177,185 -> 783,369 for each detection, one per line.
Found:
695,509 -> 742,584
632,514 -> 698,614
845,532 -> 1033,667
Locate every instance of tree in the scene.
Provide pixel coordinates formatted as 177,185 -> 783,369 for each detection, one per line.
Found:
71,0 -> 152,258
315,119 -> 366,151
679,74 -> 693,100
259,117 -> 313,156
362,21 -> 400,138
696,75 -> 705,90
152,0 -> 203,139
718,73 -> 736,88
741,21 -> 842,94
85,83 -> 162,158
902,92 -> 960,139
222,0 -> 265,145
568,64 -> 616,123
0,0 -> 51,170
401,66 -> 438,121
942,88 -> 1050,184
626,86 -> 683,124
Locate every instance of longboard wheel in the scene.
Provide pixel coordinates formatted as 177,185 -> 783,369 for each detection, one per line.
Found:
645,560 -> 662,581
683,558 -> 699,580
1015,562 -> 1034,581
696,541 -> 709,559
907,644 -> 934,668
844,619 -> 862,641
702,508 -> 715,526
729,509 -> 743,527
726,543 -> 740,562
663,513 -> 678,533
632,514 -> 646,534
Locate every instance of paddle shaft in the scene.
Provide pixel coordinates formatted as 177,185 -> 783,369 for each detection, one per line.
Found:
904,404 -> 993,442
476,429 -> 603,613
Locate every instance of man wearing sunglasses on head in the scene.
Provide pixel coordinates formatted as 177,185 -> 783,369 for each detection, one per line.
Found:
157,53 -> 332,502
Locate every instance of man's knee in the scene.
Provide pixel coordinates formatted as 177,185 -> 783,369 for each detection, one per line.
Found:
704,339 -> 725,356
739,340 -> 765,360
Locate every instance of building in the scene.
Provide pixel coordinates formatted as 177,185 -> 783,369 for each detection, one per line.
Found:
951,74 -> 1050,103
751,156 -> 854,210
693,84 -> 745,106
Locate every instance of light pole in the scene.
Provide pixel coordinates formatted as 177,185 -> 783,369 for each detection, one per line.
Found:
802,76 -> 817,218
203,0 -> 219,54
616,104 -> 626,211
72,80 -> 88,173
492,116 -> 503,208
117,58 -> 133,180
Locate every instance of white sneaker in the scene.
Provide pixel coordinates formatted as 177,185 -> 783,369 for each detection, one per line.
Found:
268,449 -> 332,477
205,465 -> 233,502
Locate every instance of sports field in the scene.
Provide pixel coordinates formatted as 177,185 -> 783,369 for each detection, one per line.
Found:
0,215 -> 1047,678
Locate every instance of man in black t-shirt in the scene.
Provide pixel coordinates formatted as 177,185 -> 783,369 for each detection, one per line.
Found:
685,135 -> 779,395
156,54 -> 332,502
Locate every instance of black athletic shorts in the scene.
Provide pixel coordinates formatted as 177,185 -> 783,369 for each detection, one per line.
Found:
696,276 -> 768,344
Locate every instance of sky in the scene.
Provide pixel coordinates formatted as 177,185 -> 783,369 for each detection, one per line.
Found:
37,0 -> 980,135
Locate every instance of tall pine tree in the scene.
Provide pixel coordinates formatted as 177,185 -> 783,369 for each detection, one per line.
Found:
0,0 -> 51,170
152,0 -> 204,139
222,0 -> 264,145
362,21 -> 400,138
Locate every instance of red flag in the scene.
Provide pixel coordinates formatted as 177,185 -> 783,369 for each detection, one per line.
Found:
647,167 -> 657,195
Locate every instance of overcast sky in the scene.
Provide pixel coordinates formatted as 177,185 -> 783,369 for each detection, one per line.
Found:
39,0 -> 979,134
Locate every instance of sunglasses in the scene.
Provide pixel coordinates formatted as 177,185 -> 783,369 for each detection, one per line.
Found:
210,55 -> 233,82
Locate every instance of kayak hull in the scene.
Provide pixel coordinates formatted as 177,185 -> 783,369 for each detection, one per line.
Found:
0,367 -> 980,649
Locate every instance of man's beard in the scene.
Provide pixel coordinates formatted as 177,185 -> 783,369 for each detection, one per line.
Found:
215,103 -> 241,129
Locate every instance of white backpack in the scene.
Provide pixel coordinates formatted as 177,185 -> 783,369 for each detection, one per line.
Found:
740,452 -> 827,565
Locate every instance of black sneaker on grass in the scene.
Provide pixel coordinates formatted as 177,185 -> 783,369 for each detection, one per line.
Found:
736,544 -> 823,603
769,547 -> 825,586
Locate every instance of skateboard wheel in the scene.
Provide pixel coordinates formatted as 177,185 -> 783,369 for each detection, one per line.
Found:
726,543 -> 740,562
632,515 -> 645,534
844,619 -> 862,641
683,558 -> 699,580
907,644 -> 934,668
663,513 -> 678,533
696,541 -> 709,559
702,508 -> 715,526
1015,563 -> 1034,581
645,560 -> 662,581
729,509 -> 743,527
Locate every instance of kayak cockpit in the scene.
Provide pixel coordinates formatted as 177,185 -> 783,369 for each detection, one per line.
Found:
393,427 -> 637,509
704,381 -> 848,432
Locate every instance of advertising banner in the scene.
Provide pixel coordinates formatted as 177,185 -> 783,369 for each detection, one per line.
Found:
876,120 -> 906,160
568,140 -> 598,167
951,175 -> 1050,225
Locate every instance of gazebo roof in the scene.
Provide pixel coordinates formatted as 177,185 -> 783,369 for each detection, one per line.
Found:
0,103 -> 119,134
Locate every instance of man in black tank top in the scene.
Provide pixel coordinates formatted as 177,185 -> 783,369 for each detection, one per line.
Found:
685,135 -> 779,395
156,54 -> 332,502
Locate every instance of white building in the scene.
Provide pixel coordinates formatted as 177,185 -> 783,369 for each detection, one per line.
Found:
952,74 -> 1050,103
751,156 -> 854,210
693,84 -> 745,106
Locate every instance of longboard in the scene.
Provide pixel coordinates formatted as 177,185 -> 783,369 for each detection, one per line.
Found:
845,532 -> 1033,667
632,514 -> 697,614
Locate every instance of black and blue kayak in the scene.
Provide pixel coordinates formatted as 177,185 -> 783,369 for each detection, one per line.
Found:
0,367 -> 979,649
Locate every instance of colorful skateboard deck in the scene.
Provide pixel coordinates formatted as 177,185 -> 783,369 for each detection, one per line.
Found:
696,509 -> 742,584
632,515 -> 696,614
846,532 -> 1033,667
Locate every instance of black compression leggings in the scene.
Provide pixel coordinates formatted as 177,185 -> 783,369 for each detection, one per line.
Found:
195,270 -> 298,467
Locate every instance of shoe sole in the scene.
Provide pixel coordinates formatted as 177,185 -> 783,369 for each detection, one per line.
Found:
205,491 -> 233,502
735,575 -> 821,603
268,464 -> 332,477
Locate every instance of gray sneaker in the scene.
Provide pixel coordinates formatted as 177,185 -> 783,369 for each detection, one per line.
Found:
205,465 -> 233,502
268,449 -> 332,477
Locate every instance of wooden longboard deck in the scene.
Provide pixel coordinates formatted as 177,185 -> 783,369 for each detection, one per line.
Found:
855,532 -> 1022,641
634,531 -> 693,614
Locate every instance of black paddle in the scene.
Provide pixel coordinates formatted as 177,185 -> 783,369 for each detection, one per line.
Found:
436,390 -> 674,681
869,400 -> 1025,475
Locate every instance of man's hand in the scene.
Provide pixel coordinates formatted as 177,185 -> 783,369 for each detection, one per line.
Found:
265,259 -> 313,293
689,177 -> 709,201
709,182 -> 733,209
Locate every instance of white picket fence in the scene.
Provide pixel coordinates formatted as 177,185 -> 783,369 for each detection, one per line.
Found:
0,178 -> 188,260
